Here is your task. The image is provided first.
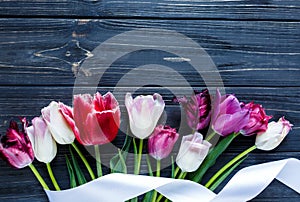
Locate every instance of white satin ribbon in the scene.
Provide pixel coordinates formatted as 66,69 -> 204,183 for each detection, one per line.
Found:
45,158 -> 300,202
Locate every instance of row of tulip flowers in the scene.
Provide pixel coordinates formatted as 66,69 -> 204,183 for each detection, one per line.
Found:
0,89 -> 292,201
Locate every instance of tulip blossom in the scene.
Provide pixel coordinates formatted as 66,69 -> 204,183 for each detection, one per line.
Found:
26,117 -> 57,163
0,119 -> 34,169
211,89 -> 250,136
176,133 -> 211,172
148,125 -> 179,160
73,92 -> 120,145
240,102 -> 272,136
255,117 -> 292,151
125,93 -> 165,139
176,89 -> 211,131
42,101 -> 75,144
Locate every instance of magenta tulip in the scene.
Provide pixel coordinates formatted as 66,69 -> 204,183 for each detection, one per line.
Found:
148,125 -> 179,160
241,102 -> 272,136
211,89 -> 250,136
73,92 -> 121,145
176,89 -> 211,130
0,118 -> 34,169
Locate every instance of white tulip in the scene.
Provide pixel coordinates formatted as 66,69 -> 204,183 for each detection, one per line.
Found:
255,117 -> 292,151
176,132 -> 211,172
41,101 -> 75,144
125,93 -> 165,139
27,117 -> 57,163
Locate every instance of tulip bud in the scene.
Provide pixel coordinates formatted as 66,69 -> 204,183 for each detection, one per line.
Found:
176,89 -> 211,131
148,125 -> 179,160
240,102 -> 272,136
255,117 -> 292,151
0,119 -> 34,169
26,117 -> 57,163
212,89 -> 250,136
176,133 -> 211,172
42,101 -> 75,144
73,92 -> 121,145
125,93 -> 165,139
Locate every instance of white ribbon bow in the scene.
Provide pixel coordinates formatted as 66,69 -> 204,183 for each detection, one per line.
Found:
45,158 -> 300,202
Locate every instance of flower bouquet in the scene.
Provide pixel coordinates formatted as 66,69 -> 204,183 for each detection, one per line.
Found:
0,88 -> 296,201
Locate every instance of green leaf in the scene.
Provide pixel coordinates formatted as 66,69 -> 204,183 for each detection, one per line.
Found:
190,133 -> 239,183
110,135 -> 132,173
209,155 -> 248,191
69,146 -> 87,185
65,154 -> 77,188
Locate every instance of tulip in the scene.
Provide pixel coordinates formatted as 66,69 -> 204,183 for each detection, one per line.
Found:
255,117 -> 293,151
176,132 -> 211,172
148,125 -> 179,160
211,89 -> 250,136
41,101 -> 75,144
0,119 -> 34,169
125,93 -> 165,139
176,89 -> 211,131
240,102 -> 272,136
26,117 -> 57,163
73,92 -> 120,145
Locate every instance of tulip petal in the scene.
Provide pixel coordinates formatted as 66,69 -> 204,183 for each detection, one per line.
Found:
32,117 -> 57,163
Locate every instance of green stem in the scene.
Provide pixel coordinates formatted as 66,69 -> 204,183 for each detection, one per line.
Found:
71,143 -> 95,180
46,163 -> 60,191
29,164 -> 50,190
151,160 -> 161,202
177,171 -> 187,179
205,145 -> 257,188
174,166 -> 180,178
134,139 -> 143,175
205,131 -> 216,141
94,145 -> 103,177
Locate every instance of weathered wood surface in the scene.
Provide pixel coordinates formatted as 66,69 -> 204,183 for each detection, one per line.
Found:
0,0 -> 299,201
0,0 -> 299,20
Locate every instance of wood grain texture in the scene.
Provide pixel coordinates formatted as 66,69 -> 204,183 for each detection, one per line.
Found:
0,0 -> 299,201
0,0 -> 299,20
0,19 -> 299,87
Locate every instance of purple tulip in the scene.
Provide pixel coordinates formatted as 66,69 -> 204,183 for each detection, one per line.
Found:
176,89 -> 211,131
211,89 -> 250,136
148,125 -> 179,160
240,102 -> 272,136
0,118 -> 34,169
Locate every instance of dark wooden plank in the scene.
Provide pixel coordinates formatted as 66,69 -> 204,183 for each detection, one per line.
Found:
0,0 -> 299,20
0,19 -> 299,87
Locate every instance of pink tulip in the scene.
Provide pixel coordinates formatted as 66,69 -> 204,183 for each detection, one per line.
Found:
176,89 -> 211,130
211,89 -> 250,136
42,101 -> 75,144
73,92 -> 121,145
255,117 -> 293,151
176,132 -> 211,172
125,93 -> 165,139
27,117 -> 57,163
148,125 -> 179,160
0,118 -> 34,169
241,102 -> 272,136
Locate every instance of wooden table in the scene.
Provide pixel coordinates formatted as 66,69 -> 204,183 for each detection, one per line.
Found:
0,1 -> 299,201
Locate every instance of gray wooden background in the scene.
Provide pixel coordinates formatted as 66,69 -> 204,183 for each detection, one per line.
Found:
0,1 -> 299,201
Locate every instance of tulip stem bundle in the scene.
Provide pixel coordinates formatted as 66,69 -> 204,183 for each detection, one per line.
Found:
205,131 -> 216,142
29,164 -> 50,190
205,145 -> 257,189
94,145 -> 103,177
71,143 -> 95,180
46,163 -> 60,191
